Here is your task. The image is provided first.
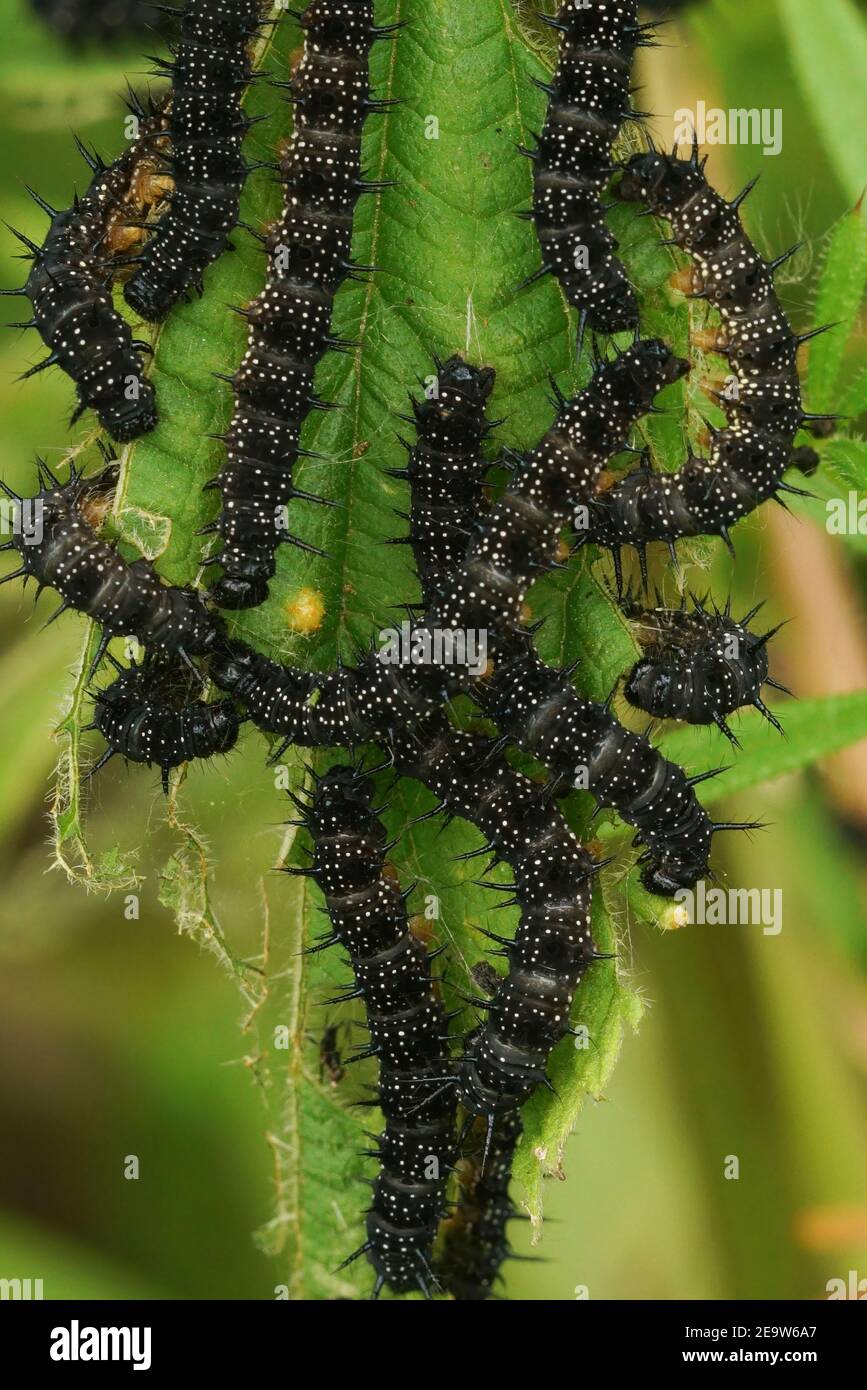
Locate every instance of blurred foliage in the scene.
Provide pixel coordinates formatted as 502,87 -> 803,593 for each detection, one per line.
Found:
0,0 -> 864,1301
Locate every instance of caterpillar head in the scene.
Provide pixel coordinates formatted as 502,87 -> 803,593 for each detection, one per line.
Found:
98,382 -> 158,442
209,575 -> 270,611
436,356 -> 496,405
641,856 -> 709,897
206,638 -> 262,697
607,340 -> 689,415
619,151 -> 701,212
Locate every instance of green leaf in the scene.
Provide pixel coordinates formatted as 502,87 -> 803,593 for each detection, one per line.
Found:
808,197 -> 867,412
787,444 -> 867,555
656,692 -> 867,802
34,0 -> 867,1295
777,0 -> 867,204
839,362 -> 867,419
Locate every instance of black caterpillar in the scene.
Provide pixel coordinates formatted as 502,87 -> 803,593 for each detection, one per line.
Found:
427,340 -> 688,658
623,593 -> 786,747
388,343 -> 732,897
438,1111 -> 523,1301
379,351 -> 760,1144
0,461 -> 222,673
207,627 -> 724,900
479,632 -> 752,896
2,125 -> 164,440
294,764 -> 455,1299
124,0 -> 263,322
390,356 -> 496,609
208,635 -> 603,1122
205,326 -> 753,1134
206,335 -> 723,896
519,0 -> 654,339
577,142 -> 833,577
206,0 -> 396,610
87,654 -> 240,792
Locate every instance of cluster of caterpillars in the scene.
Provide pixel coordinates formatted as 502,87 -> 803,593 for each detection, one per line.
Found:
1,1 -> 836,1299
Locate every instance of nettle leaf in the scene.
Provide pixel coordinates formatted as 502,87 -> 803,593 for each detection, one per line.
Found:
41,0 -> 865,1294
777,0 -> 867,205
807,196 -> 867,414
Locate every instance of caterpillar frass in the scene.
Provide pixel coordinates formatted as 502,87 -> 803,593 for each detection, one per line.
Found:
86,654 -> 241,792
205,0 -> 397,611
576,142 -> 835,579
123,0 -> 264,322
391,356 -> 496,609
438,1111 -> 523,1301
519,1 -> 654,341
292,764 -> 456,1299
622,593 -> 787,747
2,131 -> 162,440
0,461 -> 222,673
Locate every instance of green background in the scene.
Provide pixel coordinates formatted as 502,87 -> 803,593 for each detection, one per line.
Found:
0,0 -> 865,1300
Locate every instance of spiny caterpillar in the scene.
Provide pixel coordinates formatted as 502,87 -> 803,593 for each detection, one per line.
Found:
124,0 -> 264,322
208,634 -> 604,1124
87,654 -> 241,792
0,0 -> 844,1306
519,0 -> 655,340
390,355 -> 496,609
622,593 -> 787,747
578,142 -> 833,583
427,340 -> 688,655
291,764 -> 455,1299
0,461 -> 222,674
438,1112 -> 523,1301
479,632 -> 754,897
3,122 -> 165,439
206,0 -> 398,610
